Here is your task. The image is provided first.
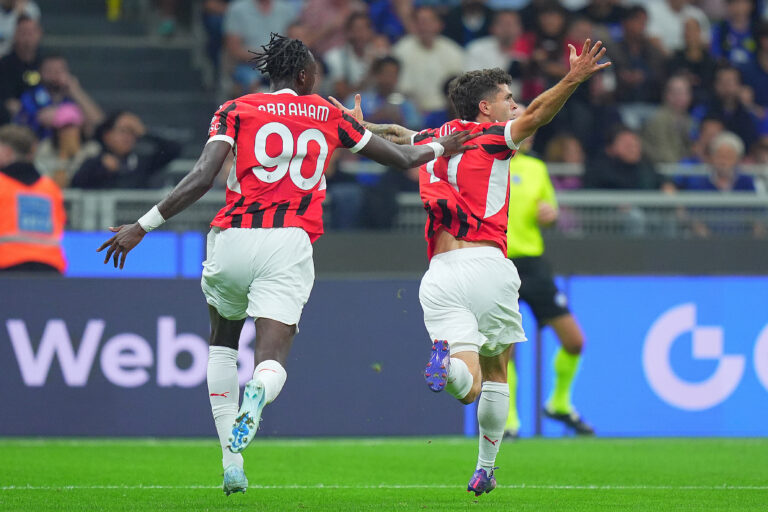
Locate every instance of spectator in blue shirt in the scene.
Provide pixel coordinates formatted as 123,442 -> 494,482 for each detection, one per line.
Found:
678,131 -> 755,191
15,54 -> 103,140
676,131 -> 765,237
352,56 -> 422,132
739,21 -> 768,110
711,0 -> 757,66
692,65 -> 760,149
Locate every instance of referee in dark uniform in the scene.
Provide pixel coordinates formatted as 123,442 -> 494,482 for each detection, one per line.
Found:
504,139 -> 594,438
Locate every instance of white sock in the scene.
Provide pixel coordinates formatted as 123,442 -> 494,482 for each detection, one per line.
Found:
253,360 -> 287,404
476,381 -> 510,473
446,357 -> 473,400
207,346 -> 243,469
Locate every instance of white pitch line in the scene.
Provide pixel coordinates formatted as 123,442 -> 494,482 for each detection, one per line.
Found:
2,484 -> 767,491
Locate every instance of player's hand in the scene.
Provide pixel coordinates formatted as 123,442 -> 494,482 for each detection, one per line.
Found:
536,201 -> 558,225
96,223 -> 147,269
566,39 -> 611,84
329,94 -> 364,123
435,130 -> 481,156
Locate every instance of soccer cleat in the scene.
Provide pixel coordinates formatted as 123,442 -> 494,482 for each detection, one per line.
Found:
424,340 -> 450,392
222,464 -> 248,496
467,467 -> 497,496
228,380 -> 266,453
543,406 -> 595,435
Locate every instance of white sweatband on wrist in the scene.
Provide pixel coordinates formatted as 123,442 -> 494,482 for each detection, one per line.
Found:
138,205 -> 165,232
426,141 -> 445,159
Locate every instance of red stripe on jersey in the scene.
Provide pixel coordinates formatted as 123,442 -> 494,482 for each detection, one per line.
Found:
415,119 -> 518,259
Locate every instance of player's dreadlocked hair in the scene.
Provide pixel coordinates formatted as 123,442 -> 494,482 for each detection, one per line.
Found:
250,33 -> 313,84
448,68 -> 513,121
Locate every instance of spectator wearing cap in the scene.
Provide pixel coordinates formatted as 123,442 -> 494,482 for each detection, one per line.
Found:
611,5 -> 667,104
71,111 -> 181,189
0,0 -> 39,57
0,16 -> 41,123
392,6 -> 464,126
642,75 -> 695,163
15,54 -> 104,140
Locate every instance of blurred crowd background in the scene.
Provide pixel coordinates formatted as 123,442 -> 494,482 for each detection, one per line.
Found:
1,0 -> 767,234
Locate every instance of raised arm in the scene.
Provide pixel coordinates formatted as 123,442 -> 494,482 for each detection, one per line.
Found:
97,140 -> 231,268
509,39 -> 611,146
330,94 -> 416,145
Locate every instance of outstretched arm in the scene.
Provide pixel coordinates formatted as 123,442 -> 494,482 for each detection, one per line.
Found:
97,140 -> 231,268
330,94 -> 416,145
509,39 -> 611,146
357,130 -> 480,169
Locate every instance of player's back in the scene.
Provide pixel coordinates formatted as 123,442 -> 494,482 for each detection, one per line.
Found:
207,89 -> 370,241
414,118 -> 518,258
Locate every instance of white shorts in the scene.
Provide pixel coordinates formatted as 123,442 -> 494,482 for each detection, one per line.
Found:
419,247 -> 526,357
201,227 -> 314,325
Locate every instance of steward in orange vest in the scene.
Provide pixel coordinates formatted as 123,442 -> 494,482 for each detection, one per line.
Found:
0,125 -> 66,273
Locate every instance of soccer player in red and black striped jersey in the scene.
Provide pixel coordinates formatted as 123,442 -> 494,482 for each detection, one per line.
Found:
333,39 -> 610,495
97,33 -> 478,495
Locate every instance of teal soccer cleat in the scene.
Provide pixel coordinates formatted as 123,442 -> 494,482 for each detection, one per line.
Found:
228,380 -> 266,453
222,464 -> 248,496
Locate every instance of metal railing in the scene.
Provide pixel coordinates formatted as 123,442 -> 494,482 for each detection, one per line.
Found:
63,189 -> 768,238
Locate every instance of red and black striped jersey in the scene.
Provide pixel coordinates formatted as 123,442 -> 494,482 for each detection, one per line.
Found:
206,89 -> 371,241
414,119 -> 518,259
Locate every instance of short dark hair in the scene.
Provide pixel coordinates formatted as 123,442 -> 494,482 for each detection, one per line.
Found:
622,5 -> 647,21
448,68 -> 513,121
606,124 -> 636,146
250,32 -> 313,84
715,63 -> 742,81
0,124 -> 37,158
95,111 -> 129,144
346,12 -> 370,30
371,56 -> 400,75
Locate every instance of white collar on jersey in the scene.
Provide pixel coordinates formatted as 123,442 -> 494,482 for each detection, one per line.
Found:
267,88 -> 298,96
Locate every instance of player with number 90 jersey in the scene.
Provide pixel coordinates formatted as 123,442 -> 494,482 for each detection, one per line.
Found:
207,89 -> 372,240
413,119 -> 518,259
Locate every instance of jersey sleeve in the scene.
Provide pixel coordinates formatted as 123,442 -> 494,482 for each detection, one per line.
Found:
411,128 -> 440,145
337,112 -> 372,153
480,120 -> 519,160
207,100 -> 240,147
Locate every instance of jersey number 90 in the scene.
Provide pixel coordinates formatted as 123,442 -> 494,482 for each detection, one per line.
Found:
252,122 -> 329,190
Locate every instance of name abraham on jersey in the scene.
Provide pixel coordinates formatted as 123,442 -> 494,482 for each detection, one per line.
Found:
257,102 -> 330,122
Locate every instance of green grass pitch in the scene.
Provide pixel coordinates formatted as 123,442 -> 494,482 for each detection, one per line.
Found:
1,437 -> 766,511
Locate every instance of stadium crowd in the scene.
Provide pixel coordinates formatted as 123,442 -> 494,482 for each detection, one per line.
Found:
0,0 -> 767,230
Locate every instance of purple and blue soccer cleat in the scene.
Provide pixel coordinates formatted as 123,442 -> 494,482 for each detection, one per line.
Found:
467,468 -> 497,496
424,340 -> 450,392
